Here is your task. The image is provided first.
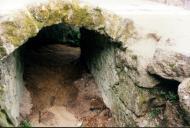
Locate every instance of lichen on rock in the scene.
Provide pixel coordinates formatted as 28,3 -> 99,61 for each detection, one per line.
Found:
0,0 -> 190,127
0,46 -> 7,59
0,11 -> 38,47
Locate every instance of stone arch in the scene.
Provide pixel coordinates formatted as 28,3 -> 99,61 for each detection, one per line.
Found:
0,0 -> 135,126
0,0 -> 190,127
0,0 -> 133,59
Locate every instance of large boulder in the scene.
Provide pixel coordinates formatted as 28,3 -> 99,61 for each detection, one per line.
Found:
148,48 -> 190,82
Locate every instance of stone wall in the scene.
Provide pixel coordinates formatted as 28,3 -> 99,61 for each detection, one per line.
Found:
0,48 -> 24,126
0,0 -> 190,127
80,29 -> 188,127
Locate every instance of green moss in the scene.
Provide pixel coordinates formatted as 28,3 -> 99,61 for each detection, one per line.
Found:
0,46 -> 7,59
68,5 -> 105,28
148,87 -> 178,103
149,107 -> 161,118
1,13 -> 37,47
20,119 -> 31,128
29,7 -> 49,23
47,1 -> 76,25
1,21 -> 19,46
138,93 -> 148,105
71,7 -> 94,26
165,91 -> 178,103
2,0 -> 106,48
47,8 -> 64,25
169,63 -> 176,69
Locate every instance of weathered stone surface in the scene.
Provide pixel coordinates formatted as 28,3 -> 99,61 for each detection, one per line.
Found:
80,29 -> 186,127
178,78 -> 190,121
148,48 -> 190,82
116,46 -> 159,88
0,0 -> 189,60
0,111 -> 13,127
0,49 -> 24,126
0,0 -> 190,127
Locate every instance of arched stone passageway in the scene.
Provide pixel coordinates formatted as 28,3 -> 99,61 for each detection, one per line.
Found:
0,0 -> 190,127
17,23 -> 114,127
0,0 -> 130,126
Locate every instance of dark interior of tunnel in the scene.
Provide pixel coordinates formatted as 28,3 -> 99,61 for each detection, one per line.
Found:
18,23 -> 114,127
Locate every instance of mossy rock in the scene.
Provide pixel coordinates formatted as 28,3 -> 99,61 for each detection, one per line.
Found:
0,111 -> 13,127
1,11 -> 38,47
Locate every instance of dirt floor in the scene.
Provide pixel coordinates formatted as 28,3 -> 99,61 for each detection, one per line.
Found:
20,42 -> 114,127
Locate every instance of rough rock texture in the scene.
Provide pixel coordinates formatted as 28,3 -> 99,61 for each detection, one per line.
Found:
0,49 -> 24,126
148,48 -> 190,82
80,29 -> 187,127
178,78 -> 190,122
0,0 -> 190,127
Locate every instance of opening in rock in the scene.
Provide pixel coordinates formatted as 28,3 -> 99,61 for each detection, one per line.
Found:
150,74 -> 180,102
19,24 -> 113,127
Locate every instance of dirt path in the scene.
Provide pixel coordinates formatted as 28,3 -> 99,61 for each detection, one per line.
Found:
20,43 -> 114,127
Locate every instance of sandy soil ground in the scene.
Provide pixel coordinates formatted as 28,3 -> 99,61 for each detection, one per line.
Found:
20,42 -> 114,127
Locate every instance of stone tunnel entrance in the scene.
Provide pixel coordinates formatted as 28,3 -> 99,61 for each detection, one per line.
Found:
18,24 -> 114,127
1,0 -> 190,127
